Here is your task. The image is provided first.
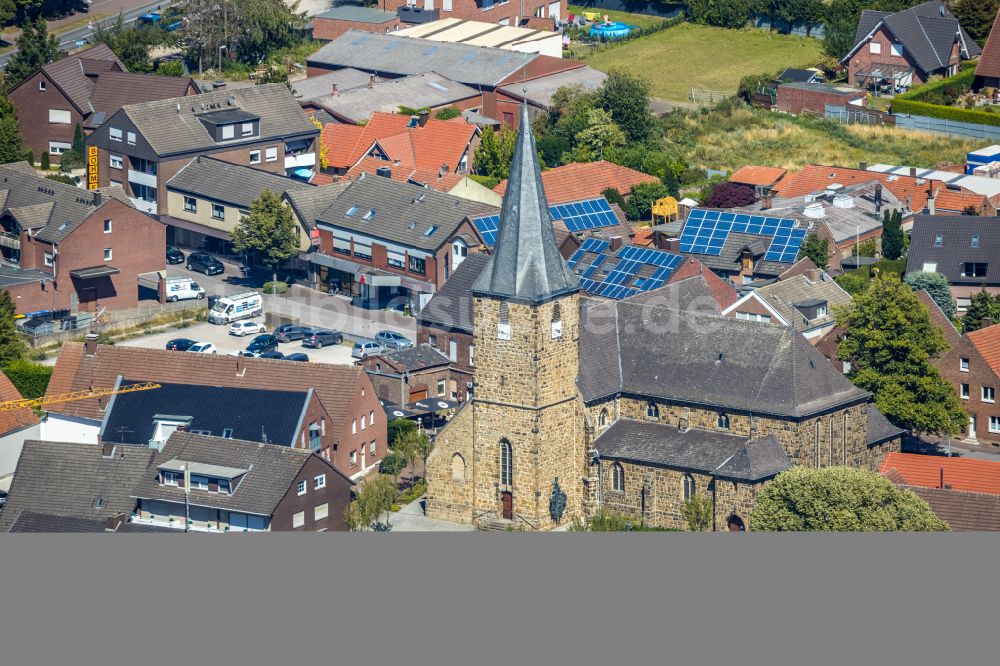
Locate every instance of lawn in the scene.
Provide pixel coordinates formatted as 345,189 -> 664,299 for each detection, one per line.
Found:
582,23 -> 824,102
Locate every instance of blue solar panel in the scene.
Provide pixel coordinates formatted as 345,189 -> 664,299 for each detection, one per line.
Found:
473,214 -> 501,247
550,197 -> 618,233
679,208 -> 802,263
568,243 -> 686,300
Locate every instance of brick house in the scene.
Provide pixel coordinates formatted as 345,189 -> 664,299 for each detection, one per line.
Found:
86,84 -> 319,215
311,6 -> 401,42
41,339 -> 386,478
378,0 -> 566,26
974,10 -> 1000,91
312,174 -> 494,310
493,160 -> 659,205
5,43 -> 199,165
358,344 -> 458,404
0,162 -> 165,314
905,215 -> 1000,311
842,1 -> 980,90
0,372 -> 41,482
775,82 -> 867,115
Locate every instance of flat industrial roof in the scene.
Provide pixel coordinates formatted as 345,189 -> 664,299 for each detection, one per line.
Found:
396,18 -> 559,49
867,164 -> 1000,198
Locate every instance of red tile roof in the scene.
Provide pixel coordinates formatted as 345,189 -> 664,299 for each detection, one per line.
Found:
729,166 -> 788,188
976,10 -> 1000,80
773,164 -> 987,214
493,160 -> 659,204
322,112 -> 476,173
0,372 -> 39,437
967,323 -> 1000,378
880,452 -> 1000,496
344,157 -> 466,192
632,228 -> 654,247
666,257 -> 739,310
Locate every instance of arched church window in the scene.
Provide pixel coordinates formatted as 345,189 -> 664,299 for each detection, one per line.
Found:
612,463 -> 625,492
500,439 -> 512,487
451,453 -> 466,482
646,401 -> 659,419
683,474 -> 696,501
717,413 -> 730,430
599,408 -> 608,428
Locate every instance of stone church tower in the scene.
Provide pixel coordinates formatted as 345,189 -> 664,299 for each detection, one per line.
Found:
425,102 -> 585,529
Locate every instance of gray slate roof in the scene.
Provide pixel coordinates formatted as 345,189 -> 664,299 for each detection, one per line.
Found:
315,6 -> 397,22
472,102 -> 579,304
307,30 -> 537,86
37,43 -> 124,113
905,214 -> 1000,285
119,83 -> 318,157
778,68 -> 822,83
310,72 -> 479,124
0,440 -> 154,532
623,273 -> 727,315
418,252 -> 490,332
167,156 -> 311,209
372,344 -> 451,373
284,181 -> 352,227
291,69 -> 376,102
7,511 -> 111,532
131,432 -> 340,516
867,403 -> 905,445
754,274 -> 852,334
315,175 -> 494,251
578,298 -> 870,418
498,66 -> 607,109
595,419 -> 791,482
849,2 -> 981,72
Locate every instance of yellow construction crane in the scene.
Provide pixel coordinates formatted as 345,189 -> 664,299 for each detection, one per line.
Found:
0,382 -> 161,412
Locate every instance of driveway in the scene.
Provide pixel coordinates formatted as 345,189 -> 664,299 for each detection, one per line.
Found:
388,497 -> 476,532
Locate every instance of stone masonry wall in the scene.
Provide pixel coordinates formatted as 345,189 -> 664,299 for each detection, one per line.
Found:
425,403 -> 476,523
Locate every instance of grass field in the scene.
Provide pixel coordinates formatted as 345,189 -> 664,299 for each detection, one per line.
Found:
582,23 -> 824,102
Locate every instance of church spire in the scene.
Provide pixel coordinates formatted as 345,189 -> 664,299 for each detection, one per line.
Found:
472,101 -> 579,304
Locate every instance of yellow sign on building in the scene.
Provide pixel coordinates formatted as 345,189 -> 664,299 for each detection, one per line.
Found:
87,146 -> 98,190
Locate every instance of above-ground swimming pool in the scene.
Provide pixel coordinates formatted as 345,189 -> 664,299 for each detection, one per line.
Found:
588,22 -> 636,40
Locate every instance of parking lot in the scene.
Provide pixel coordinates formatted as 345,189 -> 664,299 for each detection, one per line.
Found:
118,320 -> 357,366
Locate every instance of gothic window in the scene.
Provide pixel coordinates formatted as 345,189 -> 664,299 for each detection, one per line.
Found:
451,453 -> 466,482
683,474 -> 696,501
717,413 -> 730,429
551,302 -> 562,339
497,302 -> 511,340
611,463 -> 625,492
646,401 -> 659,419
500,439 -> 512,487
599,408 -> 608,428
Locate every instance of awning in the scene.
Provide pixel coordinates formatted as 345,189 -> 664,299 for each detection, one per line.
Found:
161,215 -> 232,242
310,252 -> 360,273
383,404 -> 419,419
70,265 -> 121,279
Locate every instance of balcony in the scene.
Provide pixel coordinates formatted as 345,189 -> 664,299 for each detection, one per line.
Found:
128,514 -> 265,533
284,152 -> 316,169
127,169 -> 157,189
397,6 -> 439,24
129,197 -> 157,214
0,230 -> 20,250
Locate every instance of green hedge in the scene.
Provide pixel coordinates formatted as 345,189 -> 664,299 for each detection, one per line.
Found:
261,281 -> 288,295
3,360 -> 53,400
896,68 -> 976,103
892,67 -> 1000,127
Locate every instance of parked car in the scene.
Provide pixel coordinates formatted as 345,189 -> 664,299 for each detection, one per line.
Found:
375,330 -> 412,350
165,278 -> 204,302
302,329 -> 343,349
166,246 -> 185,264
274,324 -> 311,343
246,334 -> 278,355
258,351 -> 284,360
229,320 -> 267,337
187,342 -> 217,354
165,337 -> 197,351
187,252 -> 224,276
227,350 -> 257,358
352,340 -> 384,359
285,352 -> 309,362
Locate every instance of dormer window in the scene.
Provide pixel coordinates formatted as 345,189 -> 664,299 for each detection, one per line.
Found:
241,122 -> 253,137
162,471 -> 181,486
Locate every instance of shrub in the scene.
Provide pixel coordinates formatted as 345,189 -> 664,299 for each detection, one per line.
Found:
434,106 -> 461,121
261,281 -> 288,295
378,450 -> 406,478
681,493 -> 713,531
468,174 -> 501,190
601,187 -> 626,209
46,174 -> 77,186
157,60 -> 186,77
40,151 -> 50,170
59,149 -> 84,172
3,359 -> 54,400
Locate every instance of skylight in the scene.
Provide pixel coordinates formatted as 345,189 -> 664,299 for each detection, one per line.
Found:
345,206 -> 360,217
424,225 -> 439,236
363,208 -> 376,221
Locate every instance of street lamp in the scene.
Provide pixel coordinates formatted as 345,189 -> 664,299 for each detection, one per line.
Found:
218,45 -> 227,73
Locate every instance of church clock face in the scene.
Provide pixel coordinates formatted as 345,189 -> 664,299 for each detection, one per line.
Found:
497,322 -> 512,340
551,320 -> 562,339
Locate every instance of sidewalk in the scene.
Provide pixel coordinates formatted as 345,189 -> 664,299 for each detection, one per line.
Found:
388,497 -> 476,532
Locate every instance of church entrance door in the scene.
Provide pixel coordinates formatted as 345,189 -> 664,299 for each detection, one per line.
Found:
501,491 -> 513,520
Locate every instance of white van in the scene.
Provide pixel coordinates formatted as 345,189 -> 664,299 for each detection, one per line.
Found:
165,278 -> 205,302
208,290 -> 263,325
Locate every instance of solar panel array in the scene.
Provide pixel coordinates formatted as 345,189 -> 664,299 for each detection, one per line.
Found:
679,208 -> 806,264
472,197 -> 620,247
567,239 -> 685,300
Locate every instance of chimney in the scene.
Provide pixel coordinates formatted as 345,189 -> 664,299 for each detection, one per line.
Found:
101,442 -> 116,457
859,160 -> 868,171
909,167 -> 917,178
236,354 -> 246,376
760,192 -> 772,210
663,237 -> 681,252
85,332 -> 100,356
806,267 -> 822,282
927,185 -> 937,216
874,182 -> 883,215
418,110 -> 430,127
175,422 -> 190,433
331,82 -> 339,96
368,74 -> 375,89
92,191 -> 101,206
609,236 -> 624,251
105,513 -> 126,531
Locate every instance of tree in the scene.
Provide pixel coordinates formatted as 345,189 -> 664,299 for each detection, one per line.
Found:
800,232 -> 829,271
750,467 -> 949,531
681,493 -> 712,531
39,150 -> 49,170
388,417 -> 417,446
473,126 -> 517,180
157,60 -> 186,77
904,271 -> 955,320
71,124 -> 86,156
952,0 -> 1000,45
572,107 -> 626,161
92,15 -> 167,73
595,70 -> 657,144
5,16 -> 59,90
961,289 -> 1000,333
59,150 -> 84,172
688,0 -> 753,29
345,474 -> 398,531
837,274 -> 966,436
378,450 -> 407,482
0,290 -> 26,366
601,187 -> 626,210
230,190 -> 299,282
881,209 -> 903,260
0,96 -> 24,164
702,182 -> 758,208
624,181 -> 670,221
310,116 -> 329,171
394,429 -> 429,485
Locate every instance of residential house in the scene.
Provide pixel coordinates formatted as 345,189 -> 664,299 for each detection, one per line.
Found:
865,164 -> 1000,209
496,66 -> 607,112
775,82 -> 868,116
5,43 -> 199,164
311,175 -> 493,309
723,271 -> 853,342
379,0 -> 566,29
397,18 -> 563,58
5,511 -> 174,532
311,6 -> 401,42
86,84 -> 320,215
0,162 -> 165,314
131,432 -> 352,532
493,160 -> 659,204
0,372 -> 41,484
358,344 -> 458,404
306,30 -> 587,127
966,324 -> 1000,444
729,166 -> 788,198
906,215 -> 1000,309
41,339 -> 386,477
974,10 -> 1000,91
842,1 -> 980,90
163,156 -> 312,265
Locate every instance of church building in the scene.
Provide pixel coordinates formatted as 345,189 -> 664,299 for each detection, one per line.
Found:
424,103 -> 903,531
